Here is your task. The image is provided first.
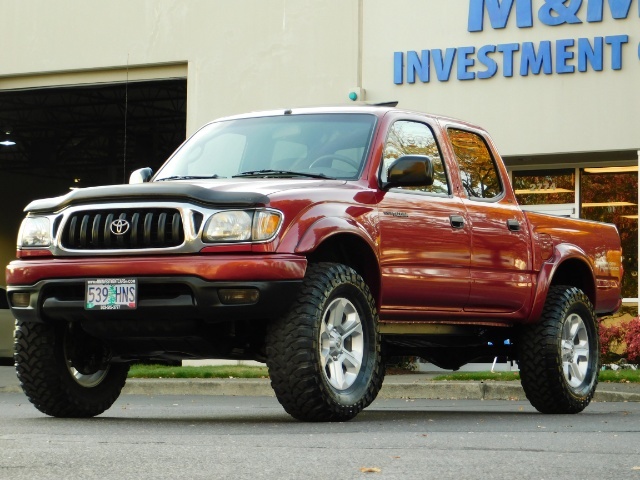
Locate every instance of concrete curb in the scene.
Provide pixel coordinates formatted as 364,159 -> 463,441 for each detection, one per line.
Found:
3,379 -> 640,403
0,385 -> 22,394
122,378 -> 275,397
118,379 -> 640,403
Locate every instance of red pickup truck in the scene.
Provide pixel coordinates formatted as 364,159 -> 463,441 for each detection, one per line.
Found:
6,105 -> 623,421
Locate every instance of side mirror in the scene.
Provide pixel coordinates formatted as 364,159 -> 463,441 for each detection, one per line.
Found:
129,167 -> 154,184
383,155 -> 434,190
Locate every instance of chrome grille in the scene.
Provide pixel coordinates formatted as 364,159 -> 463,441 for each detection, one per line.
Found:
61,208 -> 184,250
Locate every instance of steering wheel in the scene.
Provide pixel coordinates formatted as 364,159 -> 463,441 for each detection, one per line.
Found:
309,154 -> 360,170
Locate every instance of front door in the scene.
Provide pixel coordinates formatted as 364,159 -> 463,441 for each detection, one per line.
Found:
378,119 -> 471,319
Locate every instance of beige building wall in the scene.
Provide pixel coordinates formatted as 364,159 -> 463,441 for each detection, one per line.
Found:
362,0 -> 639,157
0,0 -> 362,136
1,0 -> 637,154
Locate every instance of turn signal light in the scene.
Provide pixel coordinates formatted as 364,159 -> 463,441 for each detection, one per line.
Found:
10,292 -> 31,308
218,288 -> 259,305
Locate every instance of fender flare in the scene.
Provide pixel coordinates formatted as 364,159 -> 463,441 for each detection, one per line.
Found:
528,243 -> 596,323
294,216 -> 378,255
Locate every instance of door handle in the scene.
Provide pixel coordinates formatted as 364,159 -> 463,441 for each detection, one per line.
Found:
450,215 -> 465,229
507,219 -> 521,231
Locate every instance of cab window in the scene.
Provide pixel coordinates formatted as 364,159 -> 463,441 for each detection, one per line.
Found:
380,120 -> 449,195
448,128 -> 502,200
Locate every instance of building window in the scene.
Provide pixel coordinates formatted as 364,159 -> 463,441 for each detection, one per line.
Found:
512,169 -> 577,218
513,169 -> 575,206
581,168 -> 638,299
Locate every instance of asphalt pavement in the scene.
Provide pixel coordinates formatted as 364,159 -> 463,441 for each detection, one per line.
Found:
1,365 -> 640,402
3,395 -> 639,480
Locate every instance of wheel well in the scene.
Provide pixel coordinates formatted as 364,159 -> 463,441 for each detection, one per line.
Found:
550,258 -> 596,305
306,234 -> 381,305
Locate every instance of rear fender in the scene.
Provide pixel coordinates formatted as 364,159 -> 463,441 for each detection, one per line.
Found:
529,244 -> 596,322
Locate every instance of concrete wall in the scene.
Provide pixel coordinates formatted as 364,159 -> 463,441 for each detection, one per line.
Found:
1,0 -> 637,153
0,0 -> 361,135
363,0 -> 639,156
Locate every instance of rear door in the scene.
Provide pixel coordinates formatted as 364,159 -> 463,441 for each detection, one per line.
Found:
445,126 -> 534,316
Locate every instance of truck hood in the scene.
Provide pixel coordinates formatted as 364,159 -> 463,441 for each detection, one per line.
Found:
185,178 -> 347,196
24,178 -> 347,213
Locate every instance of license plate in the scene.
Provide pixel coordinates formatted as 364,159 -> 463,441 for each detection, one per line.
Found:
85,278 -> 137,310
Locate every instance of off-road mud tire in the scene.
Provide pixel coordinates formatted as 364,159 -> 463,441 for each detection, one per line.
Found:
266,263 -> 384,422
518,285 -> 599,414
14,320 -> 129,418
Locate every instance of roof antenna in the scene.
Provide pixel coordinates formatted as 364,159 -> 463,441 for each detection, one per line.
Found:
373,101 -> 399,107
123,54 -> 129,183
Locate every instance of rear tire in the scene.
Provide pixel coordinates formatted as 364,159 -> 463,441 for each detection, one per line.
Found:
518,286 -> 599,414
14,320 -> 129,418
266,263 -> 384,422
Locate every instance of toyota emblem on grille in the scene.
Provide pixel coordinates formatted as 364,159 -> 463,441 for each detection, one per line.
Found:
110,219 -> 130,235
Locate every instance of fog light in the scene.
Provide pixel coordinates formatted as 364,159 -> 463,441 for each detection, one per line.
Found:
218,288 -> 259,305
10,292 -> 31,308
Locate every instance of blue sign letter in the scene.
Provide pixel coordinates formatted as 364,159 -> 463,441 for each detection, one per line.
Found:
538,0 -> 583,26
520,41 -> 553,75
394,52 -> 404,84
586,0 -> 633,22
605,35 -> 629,70
407,51 -> 430,83
556,39 -> 575,74
577,37 -> 604,71
432,48 -> 457,82
477,45 -> 499,78
468,0 -> 533,32
497,43 -> 520,77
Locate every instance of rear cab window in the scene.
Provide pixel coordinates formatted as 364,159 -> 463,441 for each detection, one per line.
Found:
447,128 -> 503,200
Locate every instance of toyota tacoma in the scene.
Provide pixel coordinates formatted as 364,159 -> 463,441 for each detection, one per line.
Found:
6,105 -> 623,421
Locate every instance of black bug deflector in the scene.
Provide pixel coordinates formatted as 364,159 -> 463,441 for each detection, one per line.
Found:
24,183 -> 270,214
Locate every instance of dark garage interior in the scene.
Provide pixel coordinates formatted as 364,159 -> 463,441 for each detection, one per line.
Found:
0,78 -> 187,271
0,78 -> 187,187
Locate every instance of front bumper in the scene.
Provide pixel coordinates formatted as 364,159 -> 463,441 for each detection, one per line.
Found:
6,254 -> 307,326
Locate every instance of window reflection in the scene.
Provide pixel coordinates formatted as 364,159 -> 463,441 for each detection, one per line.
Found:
581,169 -> 638,299
381,121 -> 449,195
513,169 -> 575,206
448,129 -> 502,199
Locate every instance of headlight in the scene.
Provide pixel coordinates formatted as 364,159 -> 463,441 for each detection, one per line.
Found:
203,211 -> 252,242
18,217 -> 52,247
203,210 -> 282,243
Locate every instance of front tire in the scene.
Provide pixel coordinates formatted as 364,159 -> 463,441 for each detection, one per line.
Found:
14,320 -> 129,418
518,285 -> 599,414
266,263 -> 384,422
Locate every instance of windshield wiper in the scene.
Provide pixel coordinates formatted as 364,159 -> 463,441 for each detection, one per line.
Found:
156,174 -> 223,181
232,169 -> 330,179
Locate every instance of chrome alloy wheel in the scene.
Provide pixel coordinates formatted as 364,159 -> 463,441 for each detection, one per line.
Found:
561,313 -> 590,388
66,362 -> 110,388
63,332 -> 110,388
319,297 -> 364,391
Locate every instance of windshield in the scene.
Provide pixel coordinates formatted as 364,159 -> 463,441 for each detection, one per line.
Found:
154,113 -> 376,181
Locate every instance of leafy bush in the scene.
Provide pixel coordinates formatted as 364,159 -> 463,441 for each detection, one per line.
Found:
599,316 -> 640,364
625,318 -> 640,363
